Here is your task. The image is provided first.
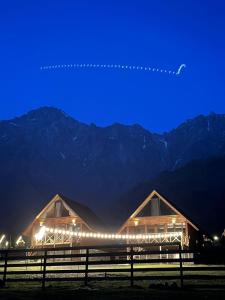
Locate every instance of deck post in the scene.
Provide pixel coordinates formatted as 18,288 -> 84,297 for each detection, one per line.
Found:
130,246 -> 134,287
85,248 -> 89,286
42,250 -> 48,290
2,250 -> 8,287
178,243 -> 184,288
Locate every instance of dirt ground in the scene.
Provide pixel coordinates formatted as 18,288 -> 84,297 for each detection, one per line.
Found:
1,285 -> 225,300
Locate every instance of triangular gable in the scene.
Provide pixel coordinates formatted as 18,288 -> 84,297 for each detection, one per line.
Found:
34,194 -> 79,220
23,194 -> 93,236
119,190 -> 199,232
136,195 -> 177,217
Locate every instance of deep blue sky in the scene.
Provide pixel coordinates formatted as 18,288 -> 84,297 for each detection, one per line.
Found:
1,0 -> 225,132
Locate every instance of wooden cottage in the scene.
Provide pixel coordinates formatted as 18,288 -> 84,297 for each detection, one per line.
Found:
23,194 -> 104,248
118,190 -> 200,248
22,191 -> 202,251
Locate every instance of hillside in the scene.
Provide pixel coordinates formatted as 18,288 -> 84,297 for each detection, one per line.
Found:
117,155 -> 225,233
1,107 -> 225,233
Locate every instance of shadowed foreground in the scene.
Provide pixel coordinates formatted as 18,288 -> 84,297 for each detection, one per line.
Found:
1,285 -> 225,300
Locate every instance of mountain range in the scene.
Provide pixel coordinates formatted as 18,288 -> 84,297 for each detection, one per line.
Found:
0,107 -> 225,234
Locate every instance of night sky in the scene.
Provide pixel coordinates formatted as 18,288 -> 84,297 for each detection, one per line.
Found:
1,0 -> 225,132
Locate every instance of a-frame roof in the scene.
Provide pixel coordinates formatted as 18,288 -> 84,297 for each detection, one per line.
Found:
119,190 -> 199,232
23,194 -> 104,235
58,194 -> 104,231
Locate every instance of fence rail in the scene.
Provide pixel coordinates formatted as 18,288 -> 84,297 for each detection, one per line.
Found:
0,242 -> 225,290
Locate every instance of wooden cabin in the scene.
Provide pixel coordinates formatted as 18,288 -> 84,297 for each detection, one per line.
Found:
118,190 -> 200,248
22,191 -> 201,251
23,194 -> 104,248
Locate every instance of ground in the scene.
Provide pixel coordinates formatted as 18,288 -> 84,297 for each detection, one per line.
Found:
1,285 -> 225,300
1,262 -> 225,299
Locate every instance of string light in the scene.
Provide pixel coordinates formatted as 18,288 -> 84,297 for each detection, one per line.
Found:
35,226 -> 183,241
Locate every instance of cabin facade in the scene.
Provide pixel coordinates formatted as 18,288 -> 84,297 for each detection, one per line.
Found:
118,190 -> 200,248
22,191 -> 201,251
23,194 -> 104,248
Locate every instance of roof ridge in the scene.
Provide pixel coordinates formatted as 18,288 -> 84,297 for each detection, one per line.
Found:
57,193 -> 105,231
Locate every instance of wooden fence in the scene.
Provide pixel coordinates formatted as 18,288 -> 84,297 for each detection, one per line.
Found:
0,242 -> 225,290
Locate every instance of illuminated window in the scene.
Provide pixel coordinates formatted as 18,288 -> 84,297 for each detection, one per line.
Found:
167,224 -> 174,232
129,226 -> 145,234
174,223 -> 183,232
147,225 -> 155,233
156,224 -> 165,233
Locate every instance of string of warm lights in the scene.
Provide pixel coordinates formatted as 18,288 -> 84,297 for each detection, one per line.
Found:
35,226 -> 183,242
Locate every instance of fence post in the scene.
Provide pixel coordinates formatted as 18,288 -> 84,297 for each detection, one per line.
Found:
130,246 -> 134,287
42,250 -> 47,290
2,250 -> 8,287
84,248 -> 89,286
178,243 -> 184,288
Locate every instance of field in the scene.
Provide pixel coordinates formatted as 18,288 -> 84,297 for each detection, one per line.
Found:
1,261 -> 225,287
1,282 -> 225,300
1,244 -> 225,298
1,262 -> 225,300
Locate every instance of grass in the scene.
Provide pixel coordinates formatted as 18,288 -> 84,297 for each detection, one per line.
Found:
1,284 -> 225,300
1,261 -> 225,291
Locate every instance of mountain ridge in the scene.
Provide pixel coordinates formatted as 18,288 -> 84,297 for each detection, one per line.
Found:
1,107 -> 225,234
1,106 -> 225,133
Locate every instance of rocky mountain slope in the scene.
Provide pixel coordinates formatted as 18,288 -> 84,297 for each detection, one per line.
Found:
0,107 -> 225,233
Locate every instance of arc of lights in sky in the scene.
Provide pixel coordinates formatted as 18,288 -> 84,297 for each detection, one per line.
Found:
40,63 -> 186,76
34,226 -> 183,242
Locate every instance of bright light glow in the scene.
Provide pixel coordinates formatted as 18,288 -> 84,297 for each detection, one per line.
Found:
213,235 -> 219,241
35,226 -> 46,241
5,241 -> 9,247
16,235 -> 24,245
0,234 -> 5,244
134,219 -> 139,226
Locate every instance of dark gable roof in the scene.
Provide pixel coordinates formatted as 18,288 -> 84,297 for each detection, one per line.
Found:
126,189 -> 201,232
58,194 -> 105,232
153,190 -> 200,231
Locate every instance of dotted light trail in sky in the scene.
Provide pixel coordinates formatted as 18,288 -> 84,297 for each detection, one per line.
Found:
40,63 -> 186,76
